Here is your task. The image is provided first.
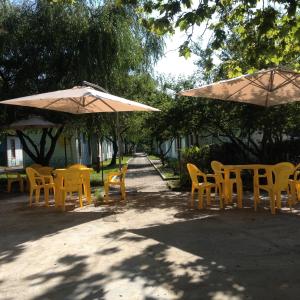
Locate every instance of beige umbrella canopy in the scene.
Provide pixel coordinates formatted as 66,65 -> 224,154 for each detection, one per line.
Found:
0,85 -> 159,169
0,86 -> 159,113
6,116 -> 59,130
179,68 -> 300,107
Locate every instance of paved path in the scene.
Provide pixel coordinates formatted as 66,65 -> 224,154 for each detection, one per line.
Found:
126,153 -> 169,193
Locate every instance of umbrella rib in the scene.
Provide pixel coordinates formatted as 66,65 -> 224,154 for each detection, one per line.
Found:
275,72 -> 300,91
43,97 -> 82,109
245,73 -> 270,90
85,97 -> 117,112
225,73 -> 266,100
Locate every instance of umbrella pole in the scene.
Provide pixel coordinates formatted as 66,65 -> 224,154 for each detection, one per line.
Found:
101,137 -> 104,183
64,137 -> 68,167
116,112 -> 122,170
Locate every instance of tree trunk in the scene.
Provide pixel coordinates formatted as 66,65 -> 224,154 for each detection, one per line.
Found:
16,126 -> 64,166
109,139 -> 118,166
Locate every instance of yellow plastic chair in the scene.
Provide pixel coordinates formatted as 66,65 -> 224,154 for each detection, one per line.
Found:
256,162 -> 294,214
26,167 -> 55,207
68,163 -> 87,169
288,163 -> 300,205
57,169 -> 83,211
37,166 -> 54,176
68,164 -> 91,203
6,170 -> 24,193
30,164 -> 43,170
187,163 -> 222,209
211,160 -> 243,205
104,165 -> 128,202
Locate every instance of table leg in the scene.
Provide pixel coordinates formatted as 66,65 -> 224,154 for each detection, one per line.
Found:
54,176 -> 61,208
224,169 -> 231,204
236,169 -> 243,208
84,173 -> 91,204
253,169 -> 259,211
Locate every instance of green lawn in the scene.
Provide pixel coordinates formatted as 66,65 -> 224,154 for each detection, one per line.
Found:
0,156 -> 132,191
90,156 -> 131,186
147,155 -> 180,180
147,154 -> 160,160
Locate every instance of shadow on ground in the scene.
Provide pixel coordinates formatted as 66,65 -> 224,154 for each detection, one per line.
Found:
2,192 -> 300,299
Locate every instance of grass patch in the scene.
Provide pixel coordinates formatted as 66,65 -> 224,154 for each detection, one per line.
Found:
147,154 -> 160,161
91,156 -> 131,186
0,156 -> 132,191
148,155 -> 180,180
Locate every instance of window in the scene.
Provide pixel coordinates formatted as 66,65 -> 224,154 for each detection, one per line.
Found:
10,139 -> 16,159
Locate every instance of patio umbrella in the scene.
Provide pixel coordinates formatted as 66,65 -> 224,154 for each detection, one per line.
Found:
4,116 -> 68,167
6,116 -> 59,130
0,86 -> 159,168
179,67 -> 300,107
0,86 -> 159,113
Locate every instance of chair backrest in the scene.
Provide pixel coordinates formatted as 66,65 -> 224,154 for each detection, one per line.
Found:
62,169 -> 83,190
187,163 -> 201,186
273,162 -> 295,191
37,166 -> 54,175
26,167 -> 42,188
293,163 -> 300,180
30,164 -> 43,170
120,165 -> 128,182
211,160 -> 224,181
68,163 -> 87,169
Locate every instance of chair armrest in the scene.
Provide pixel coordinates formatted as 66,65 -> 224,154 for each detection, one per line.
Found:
206,174 -> 216,178
42,175 -> 54,184
35,176 -> 46,185
107,172 -> 121,181
196,172 -> 207,183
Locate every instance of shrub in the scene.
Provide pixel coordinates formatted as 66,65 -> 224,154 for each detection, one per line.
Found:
180,143 -> 245,186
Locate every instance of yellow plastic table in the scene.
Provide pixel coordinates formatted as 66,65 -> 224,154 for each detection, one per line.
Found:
222,164 -> 273,208
53,167 -> 92,209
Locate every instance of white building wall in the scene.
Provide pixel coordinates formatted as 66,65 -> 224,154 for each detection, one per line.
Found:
6,136 -> 23,167
99,139 -> 113,161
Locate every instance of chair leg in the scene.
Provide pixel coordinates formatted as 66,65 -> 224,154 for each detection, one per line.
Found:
121,184 -> 126,201
237,180 -> 243,208
296,183 -> 300,202
217,183 -> 224,206
198,189 -> 203,209
206,187 -> 211,207
275,192 -> 281,209
61,191 -> 66,211
227,184 -> 232,204
270,191 -> 276,214
219,190 -> 224,209
190,186 -> 195,207
288,192 -> 293,210
78,189 -> 83,207
35,188 -> 41,204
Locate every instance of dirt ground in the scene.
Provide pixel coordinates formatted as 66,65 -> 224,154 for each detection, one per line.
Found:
1,190 -> 300,300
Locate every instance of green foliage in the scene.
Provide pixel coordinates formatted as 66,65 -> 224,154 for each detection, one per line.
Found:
0,0 -> 163,100
180,143 -> 246,186
116,1 -> 300,75
0,0 -> 164,164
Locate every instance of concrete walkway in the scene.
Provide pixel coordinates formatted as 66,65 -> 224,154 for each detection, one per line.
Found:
126,153 -> 168,193
2,157 -> 300,299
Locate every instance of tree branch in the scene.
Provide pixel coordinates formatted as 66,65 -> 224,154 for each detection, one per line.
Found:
16,130 -> 38,162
